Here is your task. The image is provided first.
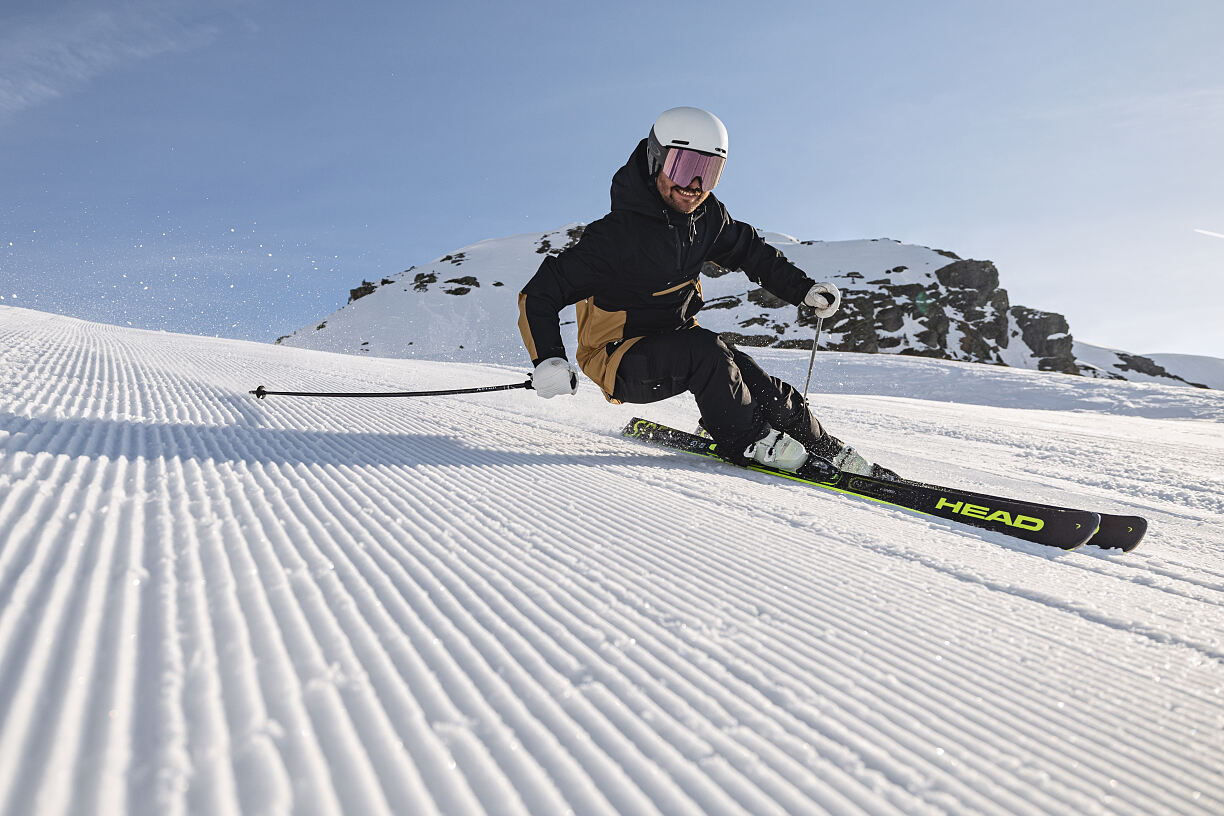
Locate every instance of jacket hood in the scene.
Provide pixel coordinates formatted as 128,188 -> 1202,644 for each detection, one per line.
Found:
610,139 -> 720,221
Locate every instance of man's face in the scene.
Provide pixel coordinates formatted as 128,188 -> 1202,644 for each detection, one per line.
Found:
655,170 -> 710,214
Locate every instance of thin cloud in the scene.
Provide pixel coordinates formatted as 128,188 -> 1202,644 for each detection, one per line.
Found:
1194,229 -> 1224,240
0,2 -> 218,116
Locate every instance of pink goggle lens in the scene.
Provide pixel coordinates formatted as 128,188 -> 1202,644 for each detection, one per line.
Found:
661,147 -> 725,190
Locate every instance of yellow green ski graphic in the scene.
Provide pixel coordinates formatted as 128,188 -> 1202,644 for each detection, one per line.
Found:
624,418 -> 1145,552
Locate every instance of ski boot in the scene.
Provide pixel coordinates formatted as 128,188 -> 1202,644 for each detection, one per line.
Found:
812,433 -> 901,481
744,427 -> 809,472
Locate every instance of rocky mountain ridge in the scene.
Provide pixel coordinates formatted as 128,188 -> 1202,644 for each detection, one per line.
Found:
276,225 -> 1212,389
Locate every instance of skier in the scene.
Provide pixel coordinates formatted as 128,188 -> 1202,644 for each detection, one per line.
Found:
517,106 -> 893,477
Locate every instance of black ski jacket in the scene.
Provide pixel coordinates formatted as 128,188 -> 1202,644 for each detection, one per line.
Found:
518,138 -> 815,400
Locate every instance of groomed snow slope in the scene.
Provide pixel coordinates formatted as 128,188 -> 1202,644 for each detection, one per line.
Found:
1,304 -> 1222,816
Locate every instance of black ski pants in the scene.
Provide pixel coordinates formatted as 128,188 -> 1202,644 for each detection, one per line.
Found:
611,327 -> 824,459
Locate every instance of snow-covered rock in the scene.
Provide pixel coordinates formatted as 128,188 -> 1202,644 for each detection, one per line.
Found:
278,225 -> 1219,388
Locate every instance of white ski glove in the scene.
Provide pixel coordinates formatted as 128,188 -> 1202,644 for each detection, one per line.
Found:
804,282 -> 842,319
531,357 -> 578,398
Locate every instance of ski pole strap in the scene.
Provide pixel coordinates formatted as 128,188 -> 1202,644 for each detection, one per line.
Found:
250,379 -> 533,400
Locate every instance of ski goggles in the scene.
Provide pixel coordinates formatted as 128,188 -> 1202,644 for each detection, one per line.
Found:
661,147 -> 725,190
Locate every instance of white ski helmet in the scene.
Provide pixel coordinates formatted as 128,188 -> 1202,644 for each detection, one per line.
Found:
647,106 -> 729,189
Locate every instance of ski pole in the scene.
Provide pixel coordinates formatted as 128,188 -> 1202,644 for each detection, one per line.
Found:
802,315 -> 824,398
250,378 -> 533,400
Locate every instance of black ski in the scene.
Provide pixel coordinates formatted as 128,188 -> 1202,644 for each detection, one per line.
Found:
894,475 -> 1146,552
623,417 -> 1121,552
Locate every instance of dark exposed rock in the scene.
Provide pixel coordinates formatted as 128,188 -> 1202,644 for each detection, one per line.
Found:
935,260 -> 999,306
887,283 -> 928,301
348,280 -> 377,303
442,275 -> 480,296
876,303 -> 906,333
718,332 -> 777,347
934,260 -> 1010,347
1111,353 -> 1208,388
914,303 -> 950,351
817,295 -> 880,354
1010,306 -> 1077,374
772,254 -> 1079,372
747,287 -> 788,309
536,225 -> 586,256
956,320 -> 1000,361
350,274 -> 421,304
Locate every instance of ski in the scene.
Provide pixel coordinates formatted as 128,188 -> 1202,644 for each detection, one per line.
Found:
893,475 -> 1146,552
623,417 -> 1117,552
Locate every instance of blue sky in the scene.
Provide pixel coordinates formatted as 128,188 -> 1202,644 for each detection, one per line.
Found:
2,0 -> 1222,357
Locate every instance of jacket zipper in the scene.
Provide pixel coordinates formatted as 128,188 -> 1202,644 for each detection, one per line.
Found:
664,209 -> 683,275
666,208 -> 700,276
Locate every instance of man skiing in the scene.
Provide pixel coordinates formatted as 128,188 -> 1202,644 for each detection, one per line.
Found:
517,106 -> 893,477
